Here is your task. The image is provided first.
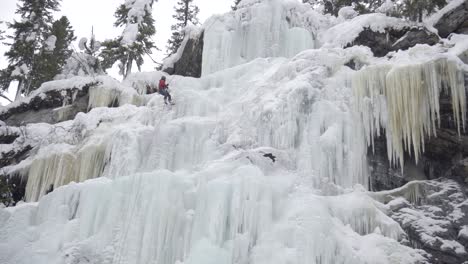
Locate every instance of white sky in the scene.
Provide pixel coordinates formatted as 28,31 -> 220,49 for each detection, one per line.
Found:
0,0 -> 233,104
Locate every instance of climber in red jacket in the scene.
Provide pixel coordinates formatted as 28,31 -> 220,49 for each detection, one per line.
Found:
158,76 -> 174,105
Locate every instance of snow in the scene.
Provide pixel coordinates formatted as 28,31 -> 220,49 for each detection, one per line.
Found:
119,0 -> 154,45
2,0 -> 468,263
78,37 -> 88,50
376,0 -> 395,14
121,23 -> 139,45
0,75 -> 141,117
321,13 -> 408,48
460,226 -> 468,239
44,35 -> 57,51
338,6 -> 358,20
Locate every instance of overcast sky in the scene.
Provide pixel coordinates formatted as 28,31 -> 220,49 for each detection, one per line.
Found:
0,0 -> 233,103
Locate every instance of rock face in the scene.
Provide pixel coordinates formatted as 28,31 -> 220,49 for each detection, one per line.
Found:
370,76 -> 468,191
368,72 -> 468,263
164,31 -> 204,78
434,0 -> 468,38
0,83 -> 95,127
379,180 -> 468,264
349,26 -> 440,57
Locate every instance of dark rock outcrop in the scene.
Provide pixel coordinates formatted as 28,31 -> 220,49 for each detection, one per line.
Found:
0,82 -> 95,126
0,173 -> 26,207
434,0 -> 468,38
164,31 -> 204,78
349,26 -> 440,57
0,145 -> 32,168
0,130 -> 19,145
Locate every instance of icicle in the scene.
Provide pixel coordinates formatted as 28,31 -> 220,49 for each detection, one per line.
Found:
24,139 -> 109,202
88,86 -> 120,109
353,58 -> 466,168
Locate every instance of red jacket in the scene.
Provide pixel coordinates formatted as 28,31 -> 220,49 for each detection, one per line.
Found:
159,79 -> 168,90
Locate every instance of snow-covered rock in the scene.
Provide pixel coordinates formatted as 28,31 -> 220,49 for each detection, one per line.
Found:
321,13 -> 440,57
431,0 -> 468,38
163,26 -> 204,78
375,180 -> 468,264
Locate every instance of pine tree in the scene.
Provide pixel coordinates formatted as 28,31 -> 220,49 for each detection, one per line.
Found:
166,0 -> 200,57
302,0 -> 386,16
0,0 -> 61,99
30,16 -> 76,89
101,0 -> 157,78
399,0 -> 446,22
232,0 -> 242,11
0,22 -> 5,41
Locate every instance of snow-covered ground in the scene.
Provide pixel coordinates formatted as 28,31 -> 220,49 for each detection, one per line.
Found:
1,0 -> 468,263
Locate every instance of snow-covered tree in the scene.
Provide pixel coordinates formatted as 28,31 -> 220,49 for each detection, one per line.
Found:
101,0 -> 157,79
0,0 -> 61,99
30,16 -> 76,89
57,28 -> 104,79
232,0 -> 242,11
166,0 -> 200,57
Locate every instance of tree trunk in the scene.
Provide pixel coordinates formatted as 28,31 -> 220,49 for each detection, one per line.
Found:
14,80 -> 23,101
124,57 -> 133,79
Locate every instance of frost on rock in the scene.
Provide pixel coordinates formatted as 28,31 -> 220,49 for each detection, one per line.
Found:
374,180 -> 468,262
201,0 -> 327,75
353,48 -> 466,167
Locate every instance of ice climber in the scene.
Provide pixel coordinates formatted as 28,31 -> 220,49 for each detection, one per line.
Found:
159,76 -> 174,105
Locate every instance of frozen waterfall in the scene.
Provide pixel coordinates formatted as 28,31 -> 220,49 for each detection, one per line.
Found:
1,1 -> 466,264
201,0 -> 318,75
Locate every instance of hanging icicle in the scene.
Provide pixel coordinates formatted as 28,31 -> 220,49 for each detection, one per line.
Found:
353,58 -> 466,167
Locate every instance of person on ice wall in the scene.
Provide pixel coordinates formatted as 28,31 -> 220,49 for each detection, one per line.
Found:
159,76 -> 174,105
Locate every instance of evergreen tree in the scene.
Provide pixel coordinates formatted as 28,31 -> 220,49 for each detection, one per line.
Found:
232,0 -> 242,11
101,0 -> 156,78
398,0 -> 446,22
0,22 -> 5,41
30,16 -> 76,89
302,0 -> 386,16
166,0 -> 200,57
0,0 -> 60,99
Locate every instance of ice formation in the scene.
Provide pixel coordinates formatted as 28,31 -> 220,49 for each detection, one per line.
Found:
1,0 -> 467,263
353,54 -> 466,166
201,0 -> 326,75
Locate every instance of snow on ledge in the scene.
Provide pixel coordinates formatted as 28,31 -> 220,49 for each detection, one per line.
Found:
320,13 -> 409,48
0,75 -> 141,116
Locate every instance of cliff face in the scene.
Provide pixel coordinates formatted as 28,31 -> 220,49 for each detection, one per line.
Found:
164,31 -> 204,78
434,0 -> 468,38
